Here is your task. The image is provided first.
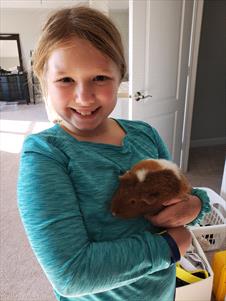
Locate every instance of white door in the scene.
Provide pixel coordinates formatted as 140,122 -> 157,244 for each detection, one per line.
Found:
129,0 -> 194,166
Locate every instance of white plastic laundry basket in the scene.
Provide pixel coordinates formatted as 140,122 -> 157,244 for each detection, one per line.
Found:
190,187 -> 226,251
175,232 -> 213,301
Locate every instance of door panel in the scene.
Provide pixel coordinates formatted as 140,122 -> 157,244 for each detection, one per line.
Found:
149,111 -> 177,155
129,0 -> 194,165
145,1 -> 182,101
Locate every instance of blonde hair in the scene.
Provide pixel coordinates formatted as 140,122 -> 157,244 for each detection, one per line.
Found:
33,6 -> 126,94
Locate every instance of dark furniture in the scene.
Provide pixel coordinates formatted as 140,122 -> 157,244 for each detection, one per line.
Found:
0,73 -> 30,104
0,33 -> 31,104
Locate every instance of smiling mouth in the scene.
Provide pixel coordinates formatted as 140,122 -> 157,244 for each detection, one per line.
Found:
71,107 -> 100,116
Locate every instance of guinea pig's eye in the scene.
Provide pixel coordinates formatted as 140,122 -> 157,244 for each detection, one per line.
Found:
129,199 -> 136,205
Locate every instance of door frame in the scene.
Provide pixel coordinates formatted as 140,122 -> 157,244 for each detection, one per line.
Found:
180,0 -> 204,172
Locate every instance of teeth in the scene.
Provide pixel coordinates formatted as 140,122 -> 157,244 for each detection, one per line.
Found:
71,107 -> 98,116
79,111 -> 92,116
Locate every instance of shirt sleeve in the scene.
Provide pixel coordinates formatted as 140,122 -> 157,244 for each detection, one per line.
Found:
188,188 -> 211,225
150,126 -> 211,226
17,136 -> 172,298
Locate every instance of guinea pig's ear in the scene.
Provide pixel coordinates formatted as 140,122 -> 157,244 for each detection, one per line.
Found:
119,171 -> 131,179
119,172 -> 138,185
119,171 -> 135,180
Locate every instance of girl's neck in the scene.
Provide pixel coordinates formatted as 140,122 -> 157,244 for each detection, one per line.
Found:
60,119 -> 126,146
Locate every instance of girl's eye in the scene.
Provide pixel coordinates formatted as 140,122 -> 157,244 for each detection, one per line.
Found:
58,77 -> 74,83
93,75 -> 109,82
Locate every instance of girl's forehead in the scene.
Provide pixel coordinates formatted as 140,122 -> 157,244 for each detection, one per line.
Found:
47,39 -> 118,74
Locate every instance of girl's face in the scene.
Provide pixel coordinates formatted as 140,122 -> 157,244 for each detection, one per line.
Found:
46,38 -> 121,136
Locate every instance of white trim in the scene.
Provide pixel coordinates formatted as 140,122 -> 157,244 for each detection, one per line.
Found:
190,137 -> 226,148
180,0 -> 204,172
220,156 -> 226,200
144,0 -> 151,94
128,0 -> 133,120
176,0 -> 186,101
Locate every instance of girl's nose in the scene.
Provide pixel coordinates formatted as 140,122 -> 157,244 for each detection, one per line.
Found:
75,82 -> 95,105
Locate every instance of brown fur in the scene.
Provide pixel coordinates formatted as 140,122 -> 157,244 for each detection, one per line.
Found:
111,159 -> 191,219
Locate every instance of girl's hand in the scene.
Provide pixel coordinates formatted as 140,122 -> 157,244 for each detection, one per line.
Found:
145,194 -> 202,228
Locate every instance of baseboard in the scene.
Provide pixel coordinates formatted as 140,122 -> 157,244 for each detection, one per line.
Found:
190,136 -> 226,148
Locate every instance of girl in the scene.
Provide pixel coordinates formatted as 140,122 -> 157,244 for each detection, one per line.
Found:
17,6 -> 210,301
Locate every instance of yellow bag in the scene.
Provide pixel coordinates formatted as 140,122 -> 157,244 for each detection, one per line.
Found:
176,263 -> 209,287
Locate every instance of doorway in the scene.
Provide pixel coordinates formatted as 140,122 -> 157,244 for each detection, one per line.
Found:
186,0 -> 226,192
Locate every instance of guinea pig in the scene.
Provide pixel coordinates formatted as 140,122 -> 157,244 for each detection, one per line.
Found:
111,159 -> 191,219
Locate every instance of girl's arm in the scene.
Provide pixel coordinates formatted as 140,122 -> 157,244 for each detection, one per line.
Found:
17,137 -> 173,298
149,127 -> 211,227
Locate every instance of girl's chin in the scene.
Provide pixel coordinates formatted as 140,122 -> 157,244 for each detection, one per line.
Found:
60,107 -> 113,136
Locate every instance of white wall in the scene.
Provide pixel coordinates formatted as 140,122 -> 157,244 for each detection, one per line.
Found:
110,9 -> 129,79
0,8 -> 53,71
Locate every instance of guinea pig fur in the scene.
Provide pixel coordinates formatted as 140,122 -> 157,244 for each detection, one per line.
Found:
111,159 -> 191,219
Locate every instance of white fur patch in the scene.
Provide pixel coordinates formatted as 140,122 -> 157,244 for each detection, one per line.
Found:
157,159 -> 181,179
135,169 -> 149,182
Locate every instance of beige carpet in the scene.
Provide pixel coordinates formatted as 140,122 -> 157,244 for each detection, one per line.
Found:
1,102 -> 55,301
0,102 -> 225,301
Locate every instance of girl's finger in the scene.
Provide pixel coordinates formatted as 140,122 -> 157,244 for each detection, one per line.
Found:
162,198 -> 183,206
144,210 -> 170,226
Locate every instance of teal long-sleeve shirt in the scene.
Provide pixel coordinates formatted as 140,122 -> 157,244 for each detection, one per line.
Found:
17,119 -> 210,301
